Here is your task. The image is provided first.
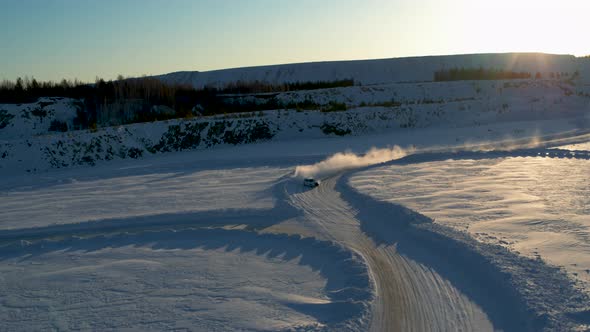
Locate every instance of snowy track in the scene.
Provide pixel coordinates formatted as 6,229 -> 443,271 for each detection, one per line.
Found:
336,142 -> 590,331
0,166 -> 374,331
287,177 -> 502,331
402,147 -> 590,165
284,138 -> 590,331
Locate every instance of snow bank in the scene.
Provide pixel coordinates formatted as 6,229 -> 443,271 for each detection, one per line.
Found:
342,150 -> 590,331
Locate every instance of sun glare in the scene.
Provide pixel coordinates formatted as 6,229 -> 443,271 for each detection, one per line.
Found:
460,0 -> 589,56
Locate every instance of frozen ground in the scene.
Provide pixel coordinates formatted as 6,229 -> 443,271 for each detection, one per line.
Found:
1,118 -> 590,331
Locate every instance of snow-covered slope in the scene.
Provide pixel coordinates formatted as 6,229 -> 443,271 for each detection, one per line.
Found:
155,53 -> 585,88
0,97 -> 81,140
2,78 -> 589,174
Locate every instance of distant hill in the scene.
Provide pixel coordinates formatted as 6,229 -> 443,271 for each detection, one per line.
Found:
154,53 -> 586,88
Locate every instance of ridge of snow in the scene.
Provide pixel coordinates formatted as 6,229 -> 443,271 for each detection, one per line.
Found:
340,155 -> 590,331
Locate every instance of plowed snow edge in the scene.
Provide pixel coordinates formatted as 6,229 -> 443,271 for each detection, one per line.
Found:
339,170 -> 590,331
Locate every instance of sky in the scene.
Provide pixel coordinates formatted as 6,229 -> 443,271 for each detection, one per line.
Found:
1,0 -> 589,82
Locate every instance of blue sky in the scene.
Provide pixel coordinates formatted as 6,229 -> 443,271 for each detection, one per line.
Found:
1,0 -> 588,82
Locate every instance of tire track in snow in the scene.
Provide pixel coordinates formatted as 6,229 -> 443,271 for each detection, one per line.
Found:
287,177 -> 494,332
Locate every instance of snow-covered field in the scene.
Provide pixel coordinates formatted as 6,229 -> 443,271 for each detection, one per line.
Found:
349,146 -> 590,295
1,118 -> 589,330
2,53 -> 590,331
0,166 -> 286,231
1,229 -> 370,331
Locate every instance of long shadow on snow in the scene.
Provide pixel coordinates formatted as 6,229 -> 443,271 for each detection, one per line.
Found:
0,154 -> 325,192
0,227 -> 371,326
0,175 -> 303,242
0,208 -> 286,241
337,148 -> 590,331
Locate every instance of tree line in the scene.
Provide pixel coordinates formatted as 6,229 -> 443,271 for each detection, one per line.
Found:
434,68 -> 532,81
0,76 -> 202,127
0,76 -> 355,128
207,79 -> 354,94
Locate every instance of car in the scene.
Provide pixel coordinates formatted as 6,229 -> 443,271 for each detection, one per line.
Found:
303,178 -> 319,188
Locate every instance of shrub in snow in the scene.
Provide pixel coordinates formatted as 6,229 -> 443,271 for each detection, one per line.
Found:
321,123 -> 351,136
0,110 -> 14,129
48,120 -> 68,132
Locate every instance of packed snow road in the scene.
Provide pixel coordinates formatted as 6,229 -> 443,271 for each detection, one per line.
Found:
280,132 -> 590,331
284,176 -> 531,331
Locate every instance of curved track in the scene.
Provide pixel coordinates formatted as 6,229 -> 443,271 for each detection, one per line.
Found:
286,177 -> 494,332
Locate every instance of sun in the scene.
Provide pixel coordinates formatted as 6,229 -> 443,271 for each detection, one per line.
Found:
459,0 -> 590,56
